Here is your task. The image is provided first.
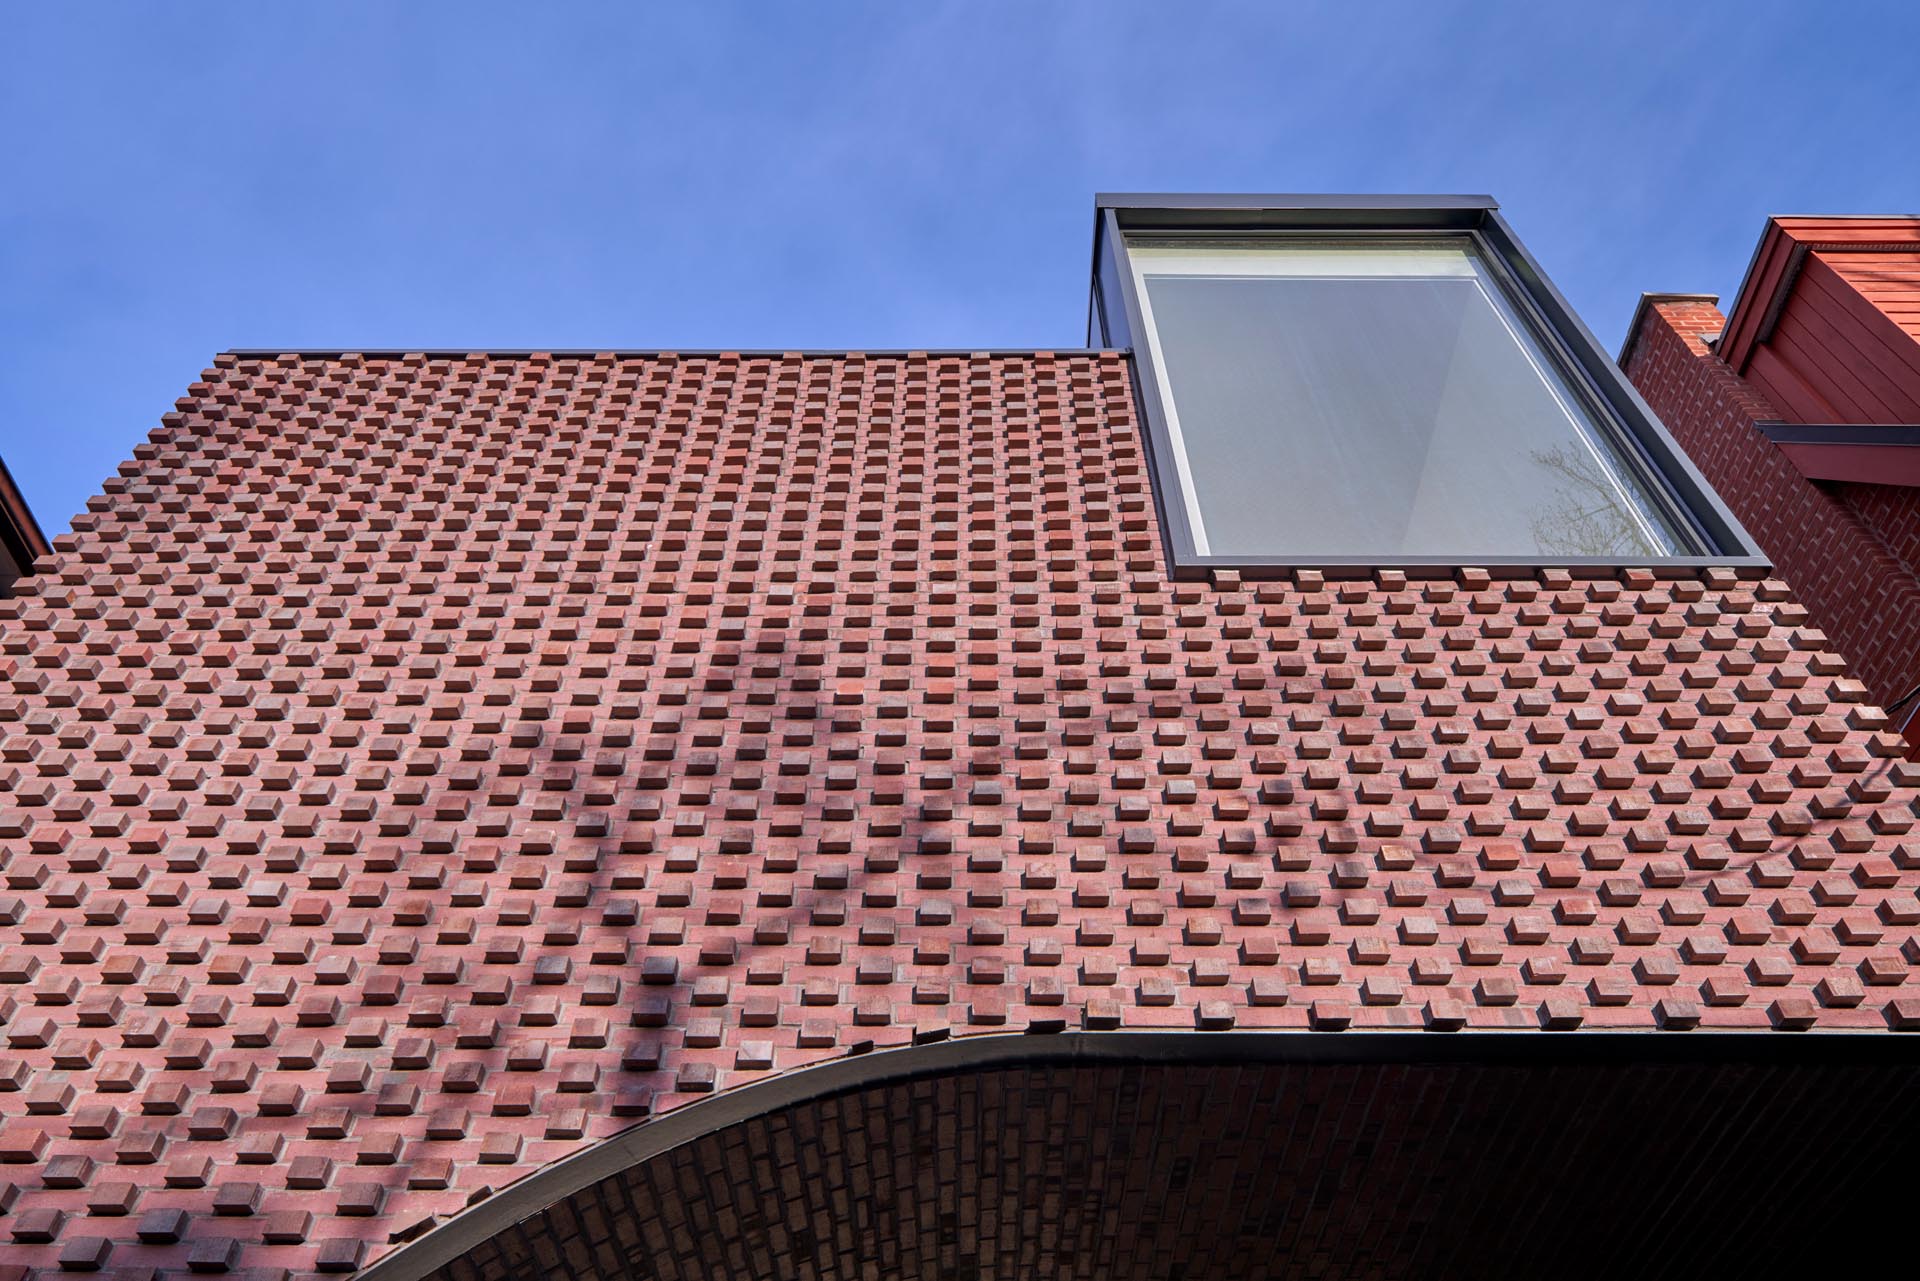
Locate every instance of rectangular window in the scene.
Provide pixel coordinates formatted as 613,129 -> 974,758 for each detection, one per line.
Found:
1130,236 -> 1689,559
1091,197 -> 1765,573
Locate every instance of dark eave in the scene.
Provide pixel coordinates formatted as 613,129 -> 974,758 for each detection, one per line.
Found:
1756,422 -> 1920,488
0,453 -> 49,577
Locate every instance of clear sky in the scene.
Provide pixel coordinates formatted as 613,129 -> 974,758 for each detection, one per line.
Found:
4,1 -> 1916,533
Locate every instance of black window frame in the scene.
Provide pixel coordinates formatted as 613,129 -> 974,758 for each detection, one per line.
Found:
1088,194 -> 1768,577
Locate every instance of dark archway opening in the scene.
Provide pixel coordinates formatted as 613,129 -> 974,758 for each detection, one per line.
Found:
376,1034 -> 1920,1281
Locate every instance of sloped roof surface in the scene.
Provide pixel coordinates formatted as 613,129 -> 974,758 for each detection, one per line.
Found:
0,350 -> 1917,1277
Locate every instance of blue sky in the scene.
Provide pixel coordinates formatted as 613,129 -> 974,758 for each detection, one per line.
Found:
4,2 -> 1916,533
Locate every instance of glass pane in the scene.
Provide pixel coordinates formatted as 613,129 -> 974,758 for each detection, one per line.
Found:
1130,237 -> 1690,559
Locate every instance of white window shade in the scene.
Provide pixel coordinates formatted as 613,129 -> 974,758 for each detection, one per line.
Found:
1127,236 -> 1693,560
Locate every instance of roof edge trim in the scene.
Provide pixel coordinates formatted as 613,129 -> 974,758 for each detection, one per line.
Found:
1096,192 -> 1498,211
1756,421 -> 1920,487
219,348 -> 1130,360
0,455 -> 50,571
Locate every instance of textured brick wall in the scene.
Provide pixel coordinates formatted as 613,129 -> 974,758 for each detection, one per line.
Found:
1843,482 -> 1920,595
0,350 -> 1916,1278
1624,302 -> 1920,732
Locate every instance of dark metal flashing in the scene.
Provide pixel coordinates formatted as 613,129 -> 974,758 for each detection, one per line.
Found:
1723,220 -> 1792,375
1753,240 -> 1811,353
1758,422 -> 1920,447
1616,292 -> 1720,370
1097,192 -> 1499,213
1086,196 -> 1770,578
1756,421 -> 1920,488
358,1027 -> 1920,1281
220,348 -> 1128,361
0,454 -> 50,578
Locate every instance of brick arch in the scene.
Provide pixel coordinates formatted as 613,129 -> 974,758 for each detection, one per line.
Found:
360,1031 -> 1920,1281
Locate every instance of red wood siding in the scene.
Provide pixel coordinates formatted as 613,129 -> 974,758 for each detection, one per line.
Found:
1827,249 -> 1920,344
1721,216 -> 1920,426
1746,252 -> 1920,424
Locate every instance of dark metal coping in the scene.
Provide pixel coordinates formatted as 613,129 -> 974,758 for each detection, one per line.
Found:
219,348 -> 1129,360
356,1026 -> 1920,1281
0,454 -> 50,573
1758,422 -> 1920,447
1616,292 -> 1720,369
1097,192 -> 1499,212
1756,421 -> 1920,488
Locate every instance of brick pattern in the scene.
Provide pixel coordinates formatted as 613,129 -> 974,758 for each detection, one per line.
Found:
0,350 -> 1916,1278
1623,302 -> 1920,731
1842,482 -> 1920,595
437,1058 -> 1918,1281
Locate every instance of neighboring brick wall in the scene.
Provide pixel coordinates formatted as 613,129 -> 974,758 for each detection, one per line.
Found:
1624,301 -> 1920,727
0,350 -> 1916,1278
1843,482 -> 1920,593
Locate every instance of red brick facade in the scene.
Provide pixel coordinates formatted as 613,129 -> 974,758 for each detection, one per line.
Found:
1623,298 -> 1920,737
1,350 -> 1917,1278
